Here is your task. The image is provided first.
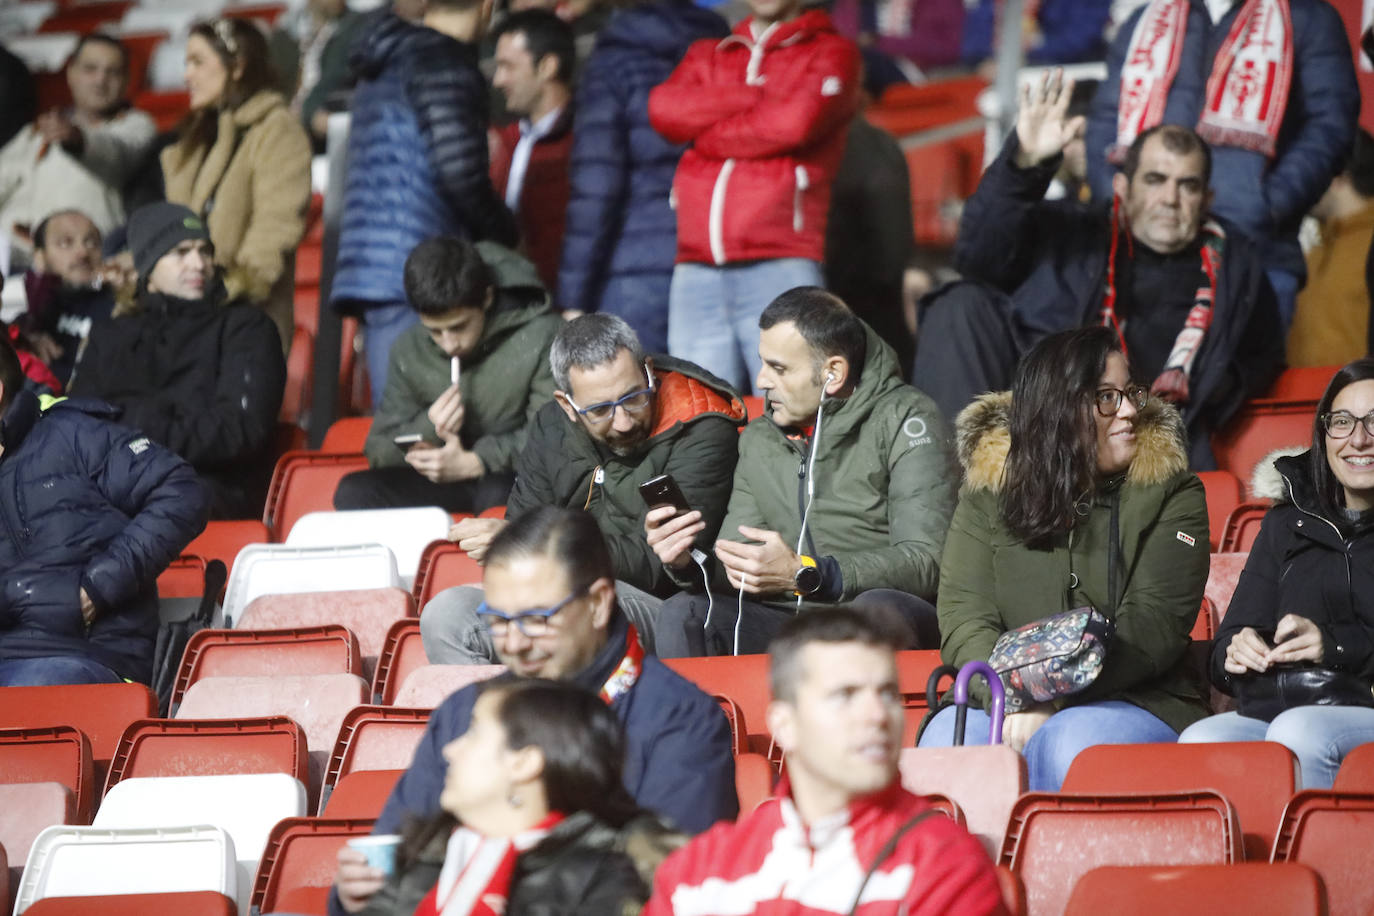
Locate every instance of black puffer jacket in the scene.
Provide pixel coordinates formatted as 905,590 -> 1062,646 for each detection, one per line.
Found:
0,392 -> 208,682
358,811 -> 676,916
70,288 -> 285,519
1212,452 -> 1374,690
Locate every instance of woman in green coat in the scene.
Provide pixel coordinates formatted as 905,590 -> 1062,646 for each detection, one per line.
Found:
918,327 -> 1210,791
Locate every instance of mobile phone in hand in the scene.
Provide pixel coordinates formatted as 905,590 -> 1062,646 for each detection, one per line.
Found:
639,473 -> 692,514
394,433 -> 424,446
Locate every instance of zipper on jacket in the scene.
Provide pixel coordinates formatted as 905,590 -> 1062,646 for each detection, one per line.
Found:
745,22 -> 779,86
709,160 -> 735,266
793,165 -> 809,233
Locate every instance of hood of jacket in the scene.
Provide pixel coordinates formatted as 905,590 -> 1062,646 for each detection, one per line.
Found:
350,13 -> 468,81
599,0 -> 729,58
1251,446 -> 1315,504
956,389 -> 1189,492
724,7 -> 838,50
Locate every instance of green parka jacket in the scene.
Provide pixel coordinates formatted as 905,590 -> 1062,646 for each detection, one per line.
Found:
709,327 -> 958,605
938,391 -> 1210,733
364,242 -> 563,475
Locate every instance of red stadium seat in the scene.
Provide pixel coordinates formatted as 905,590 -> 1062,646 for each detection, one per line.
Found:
0,727 -> 93,824
371,620 -> 427,706
1205,551 -> 1249,625
0,683 -> 156,788
734,752 -> 774,815
1001,791 -> 1242,916
1196,470 -> 1244,551
118,31 -> 167,97
1333,742 -> 1374,792
995,865 -> 1025,916
321,768 -> 404,818
1271,790 -> 1374,916
1064,863 -> 1326,916
176,673 -> 369,809
172,625 -> 362,707
413,541 -> 484,609
0,782 -> 75,905
157,555 -> 209,600
251,817 -> 375,915
1219,501 -> 1271,553
391,665 -> 506,708
712,695 -> 749,758
741,394 -> 765,421
105,716 -> 308,796
185,520 -> 270,583
321,417 -> 373,454
263,451 -> 371,542
37,1 -> 132,34
899,745 -> 1027,860
236,589 -> 413,682
1061,741 -> 1298,861
322,706 -> 430,805
132,90 -> 190,132
21,891 -> 237,915
1212,367 -> 1334,493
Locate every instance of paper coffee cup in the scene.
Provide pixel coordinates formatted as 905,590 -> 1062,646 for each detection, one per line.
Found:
348,834 -> 402,875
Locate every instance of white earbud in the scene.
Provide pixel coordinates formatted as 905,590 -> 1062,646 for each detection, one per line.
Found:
826,371 -> 837,383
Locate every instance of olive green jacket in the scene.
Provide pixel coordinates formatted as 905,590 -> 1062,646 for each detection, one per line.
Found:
364,242 -> 561,475
703,326 -> 958,605
938,391 -> 1210,733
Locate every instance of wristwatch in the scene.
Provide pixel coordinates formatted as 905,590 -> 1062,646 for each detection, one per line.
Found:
793,555 -> 822,597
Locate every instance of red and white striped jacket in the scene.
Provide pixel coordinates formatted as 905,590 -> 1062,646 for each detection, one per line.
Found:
644,779 -> 1008,916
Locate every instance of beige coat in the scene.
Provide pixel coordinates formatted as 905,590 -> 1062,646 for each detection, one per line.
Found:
161,90 -> 310,347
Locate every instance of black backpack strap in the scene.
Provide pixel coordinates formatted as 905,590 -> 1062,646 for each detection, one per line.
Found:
846,808 -> 941,916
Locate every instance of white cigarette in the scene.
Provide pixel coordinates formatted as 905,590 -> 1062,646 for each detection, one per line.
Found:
450,356 -> 460,386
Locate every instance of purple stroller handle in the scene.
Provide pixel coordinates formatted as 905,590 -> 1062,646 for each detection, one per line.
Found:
952,660 -> 1005,745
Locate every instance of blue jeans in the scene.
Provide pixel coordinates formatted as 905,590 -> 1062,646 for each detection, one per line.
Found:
1265,266 -> 1300,333
1179,707 -> 1374,790
0,656 -> 124,686
361,301 -> 419,409
919,700 -> 1179,792
667,259 -> 824,393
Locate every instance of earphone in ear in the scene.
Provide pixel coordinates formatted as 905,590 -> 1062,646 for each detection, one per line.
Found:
826,371 -> 837,383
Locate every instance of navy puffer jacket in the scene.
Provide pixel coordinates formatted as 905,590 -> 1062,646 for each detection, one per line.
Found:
1087,0 -> 1358,279
331,14 -> 516,309
0,392 -> 209,682
556,0 -> 728,351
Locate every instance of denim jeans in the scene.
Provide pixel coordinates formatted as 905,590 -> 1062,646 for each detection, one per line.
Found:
420,582 -> 666,661
667,259 -> 824,393
1179,707 -> 1374,790
919,700 -> 1179,792
0,656 -> 124,687
361,301 -> 419,409
1265,266 -> 1299,333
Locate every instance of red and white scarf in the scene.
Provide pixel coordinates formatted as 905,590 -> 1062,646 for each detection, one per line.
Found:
1116,0 -> 1293,159
414,813 -> 566,916
1101,201 -> 1226,403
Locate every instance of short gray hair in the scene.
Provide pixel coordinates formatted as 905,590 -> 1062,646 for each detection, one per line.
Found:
549,314 -> 644,391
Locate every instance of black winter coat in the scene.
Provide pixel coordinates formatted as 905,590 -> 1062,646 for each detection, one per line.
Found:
954,134 -> 1285,469
357,811 -> 670,916
70,289 -> 285,519
0,392 -> 208,682
1212,453 -> 1374,690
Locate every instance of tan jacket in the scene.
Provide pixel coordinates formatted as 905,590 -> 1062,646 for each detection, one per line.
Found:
1287,203 -> 1374,368
161,90 -> 311,347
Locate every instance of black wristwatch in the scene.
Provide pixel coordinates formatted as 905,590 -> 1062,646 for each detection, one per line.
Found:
793,555 -> 822,596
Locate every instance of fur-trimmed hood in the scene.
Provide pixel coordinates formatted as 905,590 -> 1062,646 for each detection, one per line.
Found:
1250,447 -> 1310,503
955,390 -> 1190,492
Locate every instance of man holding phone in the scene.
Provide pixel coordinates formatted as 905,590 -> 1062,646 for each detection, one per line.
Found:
334,236 -> 562,513
650,287 -> 957,655
421,313 -> 745,658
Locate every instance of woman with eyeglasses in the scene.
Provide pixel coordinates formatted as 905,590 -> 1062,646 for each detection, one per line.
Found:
352,677 -> 681,916
159,17 -> 311,349
1179,359 -> 1374,787
919,326 -> 1211,791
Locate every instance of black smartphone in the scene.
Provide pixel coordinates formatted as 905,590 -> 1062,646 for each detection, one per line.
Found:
639,473 -> 692,514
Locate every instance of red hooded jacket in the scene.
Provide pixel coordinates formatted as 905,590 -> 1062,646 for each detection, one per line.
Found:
649,11 -> 860,266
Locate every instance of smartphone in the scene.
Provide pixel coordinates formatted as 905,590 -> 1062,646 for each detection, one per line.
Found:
393,433 -> 424,446
639,473 -> 692,514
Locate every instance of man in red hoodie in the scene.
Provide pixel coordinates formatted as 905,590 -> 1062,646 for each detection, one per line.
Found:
645,608 -> 1008,916
649,0 -> 859,394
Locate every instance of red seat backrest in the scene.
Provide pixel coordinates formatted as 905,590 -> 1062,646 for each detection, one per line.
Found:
22,891 -> 237,915
262,451 -> 370,542
0,727 -> 93,823
106,716 -> 309,796
0,683 -> 157,788
413,542 -> 484,609
173,625 -> 362,707
321,768 -> 404,818
323,706 -> 430,800
1064,863 -> 1325,916
252,817 -> 376,914
1272,790 -> 1374,916
371,620 -> 427,706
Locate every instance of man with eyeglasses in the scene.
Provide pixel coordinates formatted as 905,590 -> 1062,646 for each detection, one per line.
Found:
422,313 -> 745,660
330,506 -> 737,916
912,72 -> 1284,470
